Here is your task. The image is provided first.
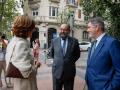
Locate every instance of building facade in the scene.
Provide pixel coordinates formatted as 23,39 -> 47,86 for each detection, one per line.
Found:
23,0 -> 89,49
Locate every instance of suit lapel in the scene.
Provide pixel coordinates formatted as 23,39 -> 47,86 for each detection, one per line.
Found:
65,37 -> 72,57
87,42 -> 94,65
57,38 -> 63,56
59,38 -> 62,50
88,34 -> 107,65
88,42 -> 94,59
92,41 -> 104,60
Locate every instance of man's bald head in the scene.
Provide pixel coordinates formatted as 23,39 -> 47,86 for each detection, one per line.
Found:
60,24 -> 70,31
59,24 -> 71,40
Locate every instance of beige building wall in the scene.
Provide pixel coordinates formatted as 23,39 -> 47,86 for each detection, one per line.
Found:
74,28 -> 85,42
23,0 -> 88,49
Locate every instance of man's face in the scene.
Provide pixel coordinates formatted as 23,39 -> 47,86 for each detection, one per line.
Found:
87,22 -> 98,39
59,24 -> 70,39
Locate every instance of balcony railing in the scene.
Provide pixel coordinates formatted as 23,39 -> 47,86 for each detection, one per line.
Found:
29,3 -> 40,10
34,16 -> 86,26
74,20 -> 86,26
66,1 -> 77,7
28,0 -> 41,4
34,16 -> 58,24
49,0 -> 60,3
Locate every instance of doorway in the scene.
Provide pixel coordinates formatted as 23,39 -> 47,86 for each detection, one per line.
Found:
47,28 -> 57,48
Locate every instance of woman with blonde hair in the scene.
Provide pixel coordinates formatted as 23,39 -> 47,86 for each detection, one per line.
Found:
5,15 -> 41,90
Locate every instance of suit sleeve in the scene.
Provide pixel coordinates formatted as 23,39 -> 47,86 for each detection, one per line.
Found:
108,40 -> 120,89
73,39 -> 80,62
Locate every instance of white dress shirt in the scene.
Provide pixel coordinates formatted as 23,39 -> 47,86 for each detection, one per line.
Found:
96,33 -> 106,48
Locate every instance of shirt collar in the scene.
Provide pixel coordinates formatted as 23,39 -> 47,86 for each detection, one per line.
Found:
61,37 -> 68,41
96,33 -> 106,42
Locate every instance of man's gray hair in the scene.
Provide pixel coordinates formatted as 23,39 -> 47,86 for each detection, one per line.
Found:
89,17 -> 105,32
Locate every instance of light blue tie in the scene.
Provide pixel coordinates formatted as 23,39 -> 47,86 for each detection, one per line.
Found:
63,40 -> 66,56
90,40 -> 97,58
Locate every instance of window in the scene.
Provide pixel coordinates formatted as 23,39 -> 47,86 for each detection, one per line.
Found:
66,0 -> 75,4
0,0 -> 5,3
49,6 -> 58,17
0,0 -> 3,2
32,10 -> 39,16
75,0 -> 80,6
78,9 -> 81,18
83,31 -> 88,40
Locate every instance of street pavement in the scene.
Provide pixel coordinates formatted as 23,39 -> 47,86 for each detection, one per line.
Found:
37,64 -> 86,90
1,64 -> 85,90
0,50 -> 87,90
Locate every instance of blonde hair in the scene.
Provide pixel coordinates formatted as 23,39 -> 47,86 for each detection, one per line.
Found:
12,15 -> 35,38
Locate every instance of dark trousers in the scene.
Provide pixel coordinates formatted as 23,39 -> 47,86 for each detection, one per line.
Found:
53,76 -> 74,90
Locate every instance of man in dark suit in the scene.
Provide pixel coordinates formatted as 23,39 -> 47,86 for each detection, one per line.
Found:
49,24 -> 80,90
85,17 -> 120,90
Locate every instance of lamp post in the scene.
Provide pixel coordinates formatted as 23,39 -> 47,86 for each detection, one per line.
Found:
69,11 -> 74,37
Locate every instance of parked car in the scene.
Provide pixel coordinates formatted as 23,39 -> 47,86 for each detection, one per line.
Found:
79,41 -> 91,51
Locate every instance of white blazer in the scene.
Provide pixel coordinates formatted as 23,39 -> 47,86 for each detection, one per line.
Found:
6,36 -> 36,78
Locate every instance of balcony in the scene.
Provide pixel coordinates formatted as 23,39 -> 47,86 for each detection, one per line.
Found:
74,19 -> 86,27
66,0 -> 77,8
28,0 -> 41,4
34,16 -> 58,25
29,3 -> 40,10
33,16 -> 86,27
28,0 -> 40,10
49,0 -> 60,3
66,3 -> 77,8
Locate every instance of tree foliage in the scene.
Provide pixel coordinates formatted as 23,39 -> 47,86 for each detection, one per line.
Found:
57,7 -> 75,26
57,7 -> 70,24
80,0 -> 120,40
0,0 -> 20,38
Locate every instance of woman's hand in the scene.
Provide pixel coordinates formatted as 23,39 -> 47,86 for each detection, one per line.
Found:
34,60 -> 41,68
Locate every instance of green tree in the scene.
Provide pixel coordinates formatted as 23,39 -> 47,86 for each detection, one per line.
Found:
57,7 -> 75,26
57,7 -> 70,24
0,0 -> 20,38
80,0 -> 120,40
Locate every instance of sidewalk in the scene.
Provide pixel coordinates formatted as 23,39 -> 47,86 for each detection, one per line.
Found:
37,64 -> 85,90
1,64 -> 85,90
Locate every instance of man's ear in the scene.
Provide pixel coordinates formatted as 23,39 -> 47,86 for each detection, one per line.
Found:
96,25 -> 100,32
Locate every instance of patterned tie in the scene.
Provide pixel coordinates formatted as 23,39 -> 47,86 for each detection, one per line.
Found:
62,39 -> 66,56
90,40 -> 97,58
